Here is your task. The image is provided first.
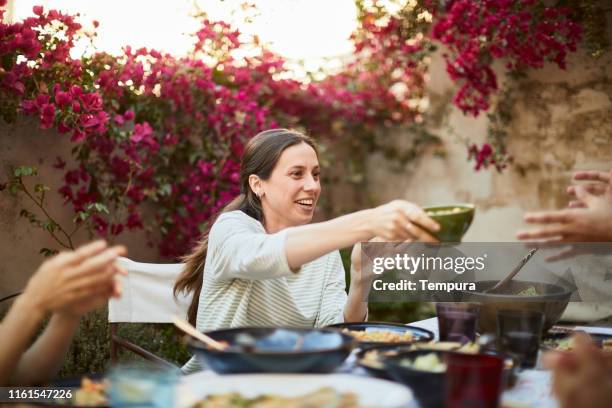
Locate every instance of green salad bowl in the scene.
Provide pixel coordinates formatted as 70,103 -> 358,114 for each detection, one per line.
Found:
424,204 -> 475,242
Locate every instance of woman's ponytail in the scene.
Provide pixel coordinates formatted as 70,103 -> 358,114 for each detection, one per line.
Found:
174,194 -> 246,325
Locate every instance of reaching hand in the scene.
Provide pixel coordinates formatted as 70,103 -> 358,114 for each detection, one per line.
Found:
566,169 -> 611,208
517,186 -> 612,244
22,241 -> 127,319
368,200 -> 439,242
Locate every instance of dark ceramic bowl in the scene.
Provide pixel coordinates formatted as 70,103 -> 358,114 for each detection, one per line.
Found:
326,322 -> 434,348
424,204 -> 475,242
384,349 -> 517,408
188,327 -> 355,374
461,280 -> 572,333
384,350 -> 450,408
355,344 -> 413,380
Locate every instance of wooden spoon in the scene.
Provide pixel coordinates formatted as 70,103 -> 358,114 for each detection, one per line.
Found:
484,248 -> 538,294
172,316 -> 227,351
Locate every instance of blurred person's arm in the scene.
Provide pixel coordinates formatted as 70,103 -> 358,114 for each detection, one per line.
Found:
0,294 -> 47,385
0,241 -> 126,386
545,333 -> 612,408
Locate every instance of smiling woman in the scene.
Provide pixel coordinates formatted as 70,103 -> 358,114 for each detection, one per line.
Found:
173,128 -> 441,373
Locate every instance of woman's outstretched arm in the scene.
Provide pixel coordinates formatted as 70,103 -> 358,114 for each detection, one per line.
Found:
285,200 -> 438,270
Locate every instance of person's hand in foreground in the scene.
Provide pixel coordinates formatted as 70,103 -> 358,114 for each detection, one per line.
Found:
0,241 -> 126,385
544,332 -> 612,408
517,185 -> 612,244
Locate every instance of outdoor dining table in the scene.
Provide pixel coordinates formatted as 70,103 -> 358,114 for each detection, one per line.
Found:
178,317 -> 559,408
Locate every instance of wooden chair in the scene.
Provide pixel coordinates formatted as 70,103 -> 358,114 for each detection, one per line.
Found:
108,257 -> 193,366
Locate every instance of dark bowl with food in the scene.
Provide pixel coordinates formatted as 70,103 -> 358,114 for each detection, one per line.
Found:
384,349 -> 517,407
384,350 -> 451,408
424,204 -> 475,242
461,280 -> 572,333
188,327 -> 356,374
356,342 -> 469,380
326,322 -> 434,348
356,344 -> 412,379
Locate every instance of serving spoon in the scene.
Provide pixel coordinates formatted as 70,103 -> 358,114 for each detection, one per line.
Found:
172,316 -> 228,351
484,248 -> 538,294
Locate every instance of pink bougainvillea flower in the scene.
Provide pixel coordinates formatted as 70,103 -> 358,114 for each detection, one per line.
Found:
57,120 -> 71,134
81,92 -> 104,111
126,211 -> 143,230
110,223 -> 124,236
54,90 -> 72,107
129,122 -> 153,143
35,94 -> 50,107
123,110 -> 135,121
70,128 -> 85,142
53,156 -> 66,169
21,99 -> 37,114
69,85 -> 83,98
113,114 -> 125,125
39,103 -> 55,129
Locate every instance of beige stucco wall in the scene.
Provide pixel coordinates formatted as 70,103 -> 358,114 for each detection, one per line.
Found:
365,10 -> 612,242
0,119 -> 157,296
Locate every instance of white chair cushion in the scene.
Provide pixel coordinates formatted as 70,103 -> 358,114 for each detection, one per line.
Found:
108,257 -> 193,323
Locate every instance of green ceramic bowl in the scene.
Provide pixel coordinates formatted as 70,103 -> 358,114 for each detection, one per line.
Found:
424,204 -> 475,242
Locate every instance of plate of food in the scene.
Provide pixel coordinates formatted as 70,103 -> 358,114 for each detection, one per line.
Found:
326,322 -> 434,347
179,373 -> 413,408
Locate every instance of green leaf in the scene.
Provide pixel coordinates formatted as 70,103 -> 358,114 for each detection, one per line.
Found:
8,184 -> 21,194
94,203 -> 110,214
39,248 -> 59,257
34,184 -> 51,193
159,184 -> 172,197
73,211 -> 90,222
20,209 -> 41,226
42,220 -> 58,233
13,166 -> 38,177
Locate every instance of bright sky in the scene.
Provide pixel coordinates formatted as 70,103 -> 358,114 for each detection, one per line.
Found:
10,0 -> 358,71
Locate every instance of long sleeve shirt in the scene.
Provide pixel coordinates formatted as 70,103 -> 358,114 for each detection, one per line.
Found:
182,210 -> 347,373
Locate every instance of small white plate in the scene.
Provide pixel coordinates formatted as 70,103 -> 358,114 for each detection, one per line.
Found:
179,373 -> 413,407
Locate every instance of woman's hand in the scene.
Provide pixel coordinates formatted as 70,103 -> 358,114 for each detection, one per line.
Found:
367,200 -> 439,242
21,241 -> 127,319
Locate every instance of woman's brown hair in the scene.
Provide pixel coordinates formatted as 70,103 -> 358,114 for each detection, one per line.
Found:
174,129 -> 318,325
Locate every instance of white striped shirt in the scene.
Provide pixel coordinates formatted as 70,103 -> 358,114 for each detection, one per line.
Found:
182,210 -> 348,373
